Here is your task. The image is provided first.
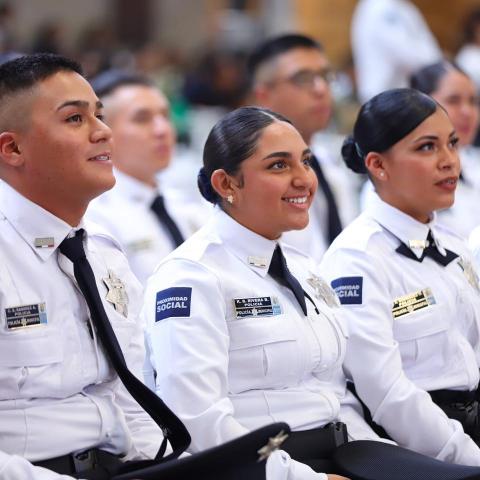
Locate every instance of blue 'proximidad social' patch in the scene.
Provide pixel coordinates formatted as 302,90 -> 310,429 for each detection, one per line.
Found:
331,277 -> 363,305
155,287 -> 192,322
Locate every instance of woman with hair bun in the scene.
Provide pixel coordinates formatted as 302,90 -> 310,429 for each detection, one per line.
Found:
321,88 -> 480,465
143,105 -> 384,479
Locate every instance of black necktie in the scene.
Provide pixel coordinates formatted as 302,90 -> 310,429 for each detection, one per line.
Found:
396,230 -> 459,267
150,195 -> 185,248
59,229 -> 190,461
310,155 -> 343,244
268,245 -> 308,316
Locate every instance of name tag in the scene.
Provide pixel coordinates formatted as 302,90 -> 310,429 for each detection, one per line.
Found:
5,302 -> 48,330
127,238 -> 154,253
234,296 -> 281,319
155,287 -> 192,322
392,288 -> 436,319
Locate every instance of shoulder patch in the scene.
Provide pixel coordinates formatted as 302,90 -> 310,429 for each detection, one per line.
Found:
155,287 -> 192,322
331,277 -> 363,305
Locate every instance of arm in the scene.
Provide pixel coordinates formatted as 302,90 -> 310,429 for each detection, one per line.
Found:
144,259 -> 249,452
320,248 -> 480,465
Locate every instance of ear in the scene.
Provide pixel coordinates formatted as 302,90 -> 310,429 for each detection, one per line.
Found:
252,84 -> 272,107
365,151 -> 387,182
210,169 -> 236,203
0,132 -> 24,167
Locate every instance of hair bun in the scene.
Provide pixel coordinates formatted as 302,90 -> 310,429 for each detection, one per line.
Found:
197,167 -> 218,204
341,135 -> 367,174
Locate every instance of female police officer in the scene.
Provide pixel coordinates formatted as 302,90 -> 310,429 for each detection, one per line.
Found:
320,88 -> 480,465
143,106 -> 379,479
410,61 -> 480,238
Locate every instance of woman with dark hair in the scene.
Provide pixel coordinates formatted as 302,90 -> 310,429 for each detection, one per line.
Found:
321,88 -> 480,465
143,105 -> 380,479
409,61 -> 480,238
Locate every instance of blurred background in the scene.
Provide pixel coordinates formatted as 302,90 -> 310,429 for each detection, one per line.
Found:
2,0 -> 479,139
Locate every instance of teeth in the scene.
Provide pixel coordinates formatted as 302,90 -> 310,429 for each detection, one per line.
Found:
284,196 -> 307,204
94,155 -> 109,161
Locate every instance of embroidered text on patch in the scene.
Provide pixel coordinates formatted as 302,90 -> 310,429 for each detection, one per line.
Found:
155,287 -> 192,322
331,277 -> 363,305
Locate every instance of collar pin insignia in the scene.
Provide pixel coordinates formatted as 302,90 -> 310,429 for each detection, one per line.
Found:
408,239 -> 428,250
248,256 -> 267,268
34,237 -> 55,248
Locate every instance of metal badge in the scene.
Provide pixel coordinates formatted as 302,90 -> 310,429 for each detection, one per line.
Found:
257,430 -> 289,462
34,237 -> 54,248
408,239 -> 429,250
248,256 -> 268,268
103,270 -> 129,317
307,273 -> 339,308
458,257 -> 480,293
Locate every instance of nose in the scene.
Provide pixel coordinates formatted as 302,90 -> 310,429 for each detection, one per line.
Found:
153,115 -> 172,136
439,144 -> 460,172
292,161 -> 317,191
312,75 -> 329,95
91,117 -> 112,144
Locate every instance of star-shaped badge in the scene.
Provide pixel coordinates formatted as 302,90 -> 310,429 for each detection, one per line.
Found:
458,257 -> 480,293
257,430 -> 289,462
103,270 -> 129,318
307,273 -> 339,308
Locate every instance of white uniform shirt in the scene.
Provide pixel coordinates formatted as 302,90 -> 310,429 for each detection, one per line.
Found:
0,182 -> 163,480
87,169 -> 207,285
320,193 -> 480,465
456,45 -> 480,92
351,0 -> 441,102
144,208 -> 379,455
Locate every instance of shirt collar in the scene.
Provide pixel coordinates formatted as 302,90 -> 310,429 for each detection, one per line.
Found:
211,207 -> 279,277
0,181 -> 83,261
365,192 -> 445,258
112,169 -> 159,206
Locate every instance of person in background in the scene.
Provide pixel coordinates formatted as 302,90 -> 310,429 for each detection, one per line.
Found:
87,70 -> 207,285
321,88 -> 480,465
351,0 -> 441,103
248,34 -> 356,262
456,8 -> 480,94
409,61 -> 480,239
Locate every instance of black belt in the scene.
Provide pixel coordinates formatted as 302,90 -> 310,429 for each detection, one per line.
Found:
429,388 -> 478,405
281,422 -> 348,473
34,448 -> 123,477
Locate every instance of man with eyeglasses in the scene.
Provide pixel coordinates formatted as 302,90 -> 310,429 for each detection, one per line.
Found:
247,34 -> 346,261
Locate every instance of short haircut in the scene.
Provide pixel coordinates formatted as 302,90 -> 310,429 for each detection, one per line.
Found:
342,88 -> 438,174
0,53 -> 82,100
198,106 -> 292,204
247,33 -> 323,86
89,69 -> 155,98
410,61 -> 468,96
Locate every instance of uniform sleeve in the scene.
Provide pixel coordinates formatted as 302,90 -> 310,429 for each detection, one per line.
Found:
112,260 -> 166,461
0,451 -> 75,480
144,259 -> 249,452
320,247 -> 480,466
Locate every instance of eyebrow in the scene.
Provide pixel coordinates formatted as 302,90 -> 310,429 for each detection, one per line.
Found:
262,148 -> 311,160
412,131 -> 457,143
56,100 -> 103,111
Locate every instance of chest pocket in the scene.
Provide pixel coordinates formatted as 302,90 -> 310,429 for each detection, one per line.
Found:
0,329 -> 64,400
392,304 -> 450,380
227,314 -> 299,394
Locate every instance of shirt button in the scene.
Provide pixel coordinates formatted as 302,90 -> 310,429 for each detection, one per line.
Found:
106,431 -> 112,438
21,367 -> 27,376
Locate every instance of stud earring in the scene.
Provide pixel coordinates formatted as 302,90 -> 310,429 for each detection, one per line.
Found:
380,172 -> 385,178
226,195 -> 234,204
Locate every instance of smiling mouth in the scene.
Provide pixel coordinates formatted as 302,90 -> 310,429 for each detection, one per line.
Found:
282,196 -> 308,204
89,153 -> 111,161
